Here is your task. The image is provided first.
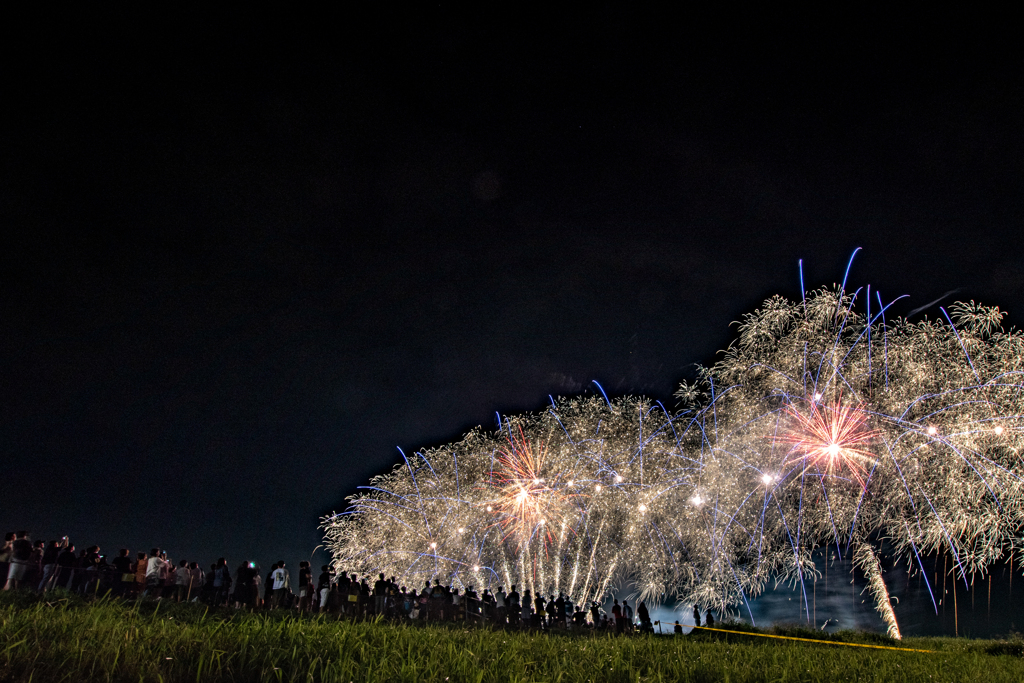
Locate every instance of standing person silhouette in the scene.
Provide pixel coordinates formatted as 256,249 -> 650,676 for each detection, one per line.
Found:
637,600 -> 650,630
317,565 -> 333,613
4,531 -> 32,590
507,585 -> 521,627
494,586 -> 507,625
545,595 -> 557,628
144,548 -> 166,597
692,605 -> 701,627
612,599 -> 623,633
38,541 -> 62,593
534,592 -> 546,628
270,561 -> 289,608
373,573 -> 387,615
297,562 -> 313,614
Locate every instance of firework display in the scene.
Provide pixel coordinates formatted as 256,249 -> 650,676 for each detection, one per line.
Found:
323,282 -> 1024,639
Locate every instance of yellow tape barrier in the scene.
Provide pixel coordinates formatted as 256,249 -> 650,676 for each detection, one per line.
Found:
688,625 -> 935,654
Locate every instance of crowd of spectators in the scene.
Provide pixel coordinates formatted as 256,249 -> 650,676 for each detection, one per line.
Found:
0,531 -> 248,604
2,531 -> 713,634
300,569 -> 716,634
316,573 -> 659,633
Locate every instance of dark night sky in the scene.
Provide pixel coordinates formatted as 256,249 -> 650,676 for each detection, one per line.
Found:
2,9 -> 1022,574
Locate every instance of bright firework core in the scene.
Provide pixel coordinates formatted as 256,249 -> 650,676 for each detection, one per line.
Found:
777,396 -> 879,488
490,427 -> 566,544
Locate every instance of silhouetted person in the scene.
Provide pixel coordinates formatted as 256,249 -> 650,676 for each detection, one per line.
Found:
494,585 -> 507,625
38,540 -> 62,593
189,562 -> 204,601
212,558 -> 232,606
317,565 -> 333,612
133,552 -> 147,596
427,579 -> 444,620
177,560 -> 193,602
417,581 -> 430,621
374,572 -> 387,615
521,589 -> 533,626
27,540 -> 44,589
79,545 -> 101,595
145,548 -> 165,597
202,563 -> 217,602
507,585 -> 521,627
232,562 -> 252,607
110,549 -> 132,596
360,577 -> 374,615
466,585 -> 480,621
4,531 -> 32,590
297,561 -> 313,613
270,561 -> 289,608
692,605 -> 701,627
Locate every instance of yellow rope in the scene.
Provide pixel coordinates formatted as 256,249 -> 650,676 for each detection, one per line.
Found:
688,625 -> 934,654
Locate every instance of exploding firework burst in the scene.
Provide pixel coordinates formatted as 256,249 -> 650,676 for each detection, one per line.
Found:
776,397 -> 879,488
323,259 -> 1024,639
489,429 -> 563,545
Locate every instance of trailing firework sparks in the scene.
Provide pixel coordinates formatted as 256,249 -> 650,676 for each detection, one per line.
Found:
855,540 -> 902,640
323,267 -> 1024,637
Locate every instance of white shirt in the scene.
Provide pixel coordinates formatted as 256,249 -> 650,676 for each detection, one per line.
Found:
175,567 -> 191,585
146,556 -> 166,580
271,567 -> 289,590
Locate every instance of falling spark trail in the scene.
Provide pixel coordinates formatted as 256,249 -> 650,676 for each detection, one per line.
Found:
856,541 -> 902,640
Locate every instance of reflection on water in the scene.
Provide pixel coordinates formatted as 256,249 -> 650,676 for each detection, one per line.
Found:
607,549 -> 1024,637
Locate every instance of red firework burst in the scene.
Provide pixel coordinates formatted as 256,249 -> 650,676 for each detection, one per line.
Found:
489,428 -> 562,544
776,396 -> 879,488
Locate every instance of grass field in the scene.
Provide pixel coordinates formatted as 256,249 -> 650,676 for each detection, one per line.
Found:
2,592 -> 1024,682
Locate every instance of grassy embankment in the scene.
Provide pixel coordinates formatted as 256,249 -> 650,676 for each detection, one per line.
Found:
2,592 -> 1024,682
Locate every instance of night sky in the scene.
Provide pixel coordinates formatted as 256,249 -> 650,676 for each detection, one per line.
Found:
3,9 -> 1022,587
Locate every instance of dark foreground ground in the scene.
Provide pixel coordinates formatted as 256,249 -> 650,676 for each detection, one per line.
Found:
2,592 -> 1023,682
